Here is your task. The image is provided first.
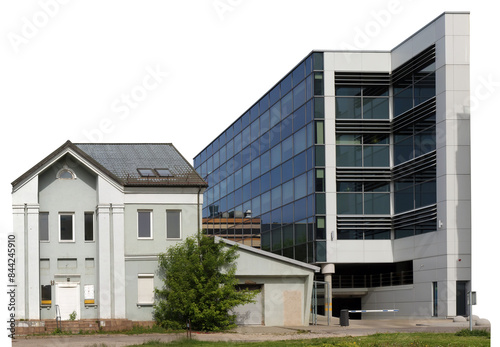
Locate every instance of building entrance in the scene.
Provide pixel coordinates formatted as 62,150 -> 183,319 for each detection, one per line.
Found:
456,281 -> 468,316
55,282 -> 80,320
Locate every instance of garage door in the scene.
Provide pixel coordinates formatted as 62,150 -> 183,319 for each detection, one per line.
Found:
232,284 -> 263,325
56,283 -> 80,320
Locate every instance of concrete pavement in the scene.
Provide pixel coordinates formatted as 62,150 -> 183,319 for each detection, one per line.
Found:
11,317 -> 491,347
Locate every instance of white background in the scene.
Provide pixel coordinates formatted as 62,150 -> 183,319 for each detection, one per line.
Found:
0,1 -> 497,345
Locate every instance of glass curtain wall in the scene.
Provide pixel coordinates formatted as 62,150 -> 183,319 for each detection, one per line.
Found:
393,48 -> 437,239
194,52 -> 326,262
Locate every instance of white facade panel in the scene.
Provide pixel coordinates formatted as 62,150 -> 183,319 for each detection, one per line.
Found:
333,52 -> 363,71
411,22 -> 438,56
361,52 -> 390,71
124,192 -> 200,205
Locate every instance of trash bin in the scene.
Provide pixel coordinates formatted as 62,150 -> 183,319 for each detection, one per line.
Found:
340,309 -> 349,326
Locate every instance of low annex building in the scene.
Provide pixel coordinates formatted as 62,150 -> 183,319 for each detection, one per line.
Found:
219,237 -> 319,326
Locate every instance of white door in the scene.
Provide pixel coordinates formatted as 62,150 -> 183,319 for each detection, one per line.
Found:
56,283 -> 80,320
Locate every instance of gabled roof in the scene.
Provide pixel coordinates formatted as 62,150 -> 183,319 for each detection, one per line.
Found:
12,140 -> 208,189
216,237 -> 320,272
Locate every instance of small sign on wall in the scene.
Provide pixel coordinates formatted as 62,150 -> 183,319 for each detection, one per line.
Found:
84,284 -> 95,304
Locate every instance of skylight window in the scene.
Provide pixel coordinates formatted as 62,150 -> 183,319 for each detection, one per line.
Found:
155,168 -> 173,177
137,169 -> 156,177
137,168 -> 174,178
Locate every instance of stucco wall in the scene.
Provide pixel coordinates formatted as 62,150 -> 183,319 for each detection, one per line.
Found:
124,259 -> 160,321
38,157 -> 99,320
123,201 -> 200,256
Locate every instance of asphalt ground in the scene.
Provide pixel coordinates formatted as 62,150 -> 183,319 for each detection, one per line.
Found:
11,317 -> 491,347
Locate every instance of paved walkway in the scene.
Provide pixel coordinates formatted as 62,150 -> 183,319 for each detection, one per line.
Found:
11,317 -> 490,347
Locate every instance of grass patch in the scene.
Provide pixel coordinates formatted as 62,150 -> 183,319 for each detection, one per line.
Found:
118,325 -> 181,335
51,327 -> 72,335
126,332 -> 491,347
28,324 -> 181,337
455,328 -> 490,337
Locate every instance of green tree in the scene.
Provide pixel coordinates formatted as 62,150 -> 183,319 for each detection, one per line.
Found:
153,233 -> 259,331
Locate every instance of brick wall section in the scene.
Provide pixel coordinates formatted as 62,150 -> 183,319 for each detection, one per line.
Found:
15,319 -> 155,335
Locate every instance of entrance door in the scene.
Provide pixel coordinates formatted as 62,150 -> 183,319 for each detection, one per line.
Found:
56,283 -> 80,320
456,281 -> 467,316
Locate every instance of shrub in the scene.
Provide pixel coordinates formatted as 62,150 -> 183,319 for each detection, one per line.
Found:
154,233 -> 259,331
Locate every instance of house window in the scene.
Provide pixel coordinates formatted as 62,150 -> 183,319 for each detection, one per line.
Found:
39,212 -> 49,241
59,213 -> 74,242
138,211 -> 152,239
166,211 -> 181,239
41,285 -> 52,305
137,274 -> 154,305
84,212 -> 94,241
57,166 -> 76,180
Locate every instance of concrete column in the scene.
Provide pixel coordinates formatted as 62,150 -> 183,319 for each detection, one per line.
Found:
322,263 -> 335,318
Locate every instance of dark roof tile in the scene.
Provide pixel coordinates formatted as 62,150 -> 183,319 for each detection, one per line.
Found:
12,141 -> 207,188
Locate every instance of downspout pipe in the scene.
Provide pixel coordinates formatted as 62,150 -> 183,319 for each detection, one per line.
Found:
24,203 -> 29,319
197,186 -> 202,234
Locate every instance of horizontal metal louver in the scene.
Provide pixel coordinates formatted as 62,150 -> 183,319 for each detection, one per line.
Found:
392,151 -> 437,180
336,119 -> 391,133
393,205 -> 437,229
336,167 -> 392,181
392,97 -> 436,132
335,72 -> 391,85
392,45 -> 436,83
337,216 -> 392,230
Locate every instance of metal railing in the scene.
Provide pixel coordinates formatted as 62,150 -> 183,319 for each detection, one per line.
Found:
332,271 -> 413,289
55,305 -> 61,330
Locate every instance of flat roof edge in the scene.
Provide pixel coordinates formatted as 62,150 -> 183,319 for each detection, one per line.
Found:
391,11 -> 470,52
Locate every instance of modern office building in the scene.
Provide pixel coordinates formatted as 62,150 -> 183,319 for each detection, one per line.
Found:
194,12 -> 471,318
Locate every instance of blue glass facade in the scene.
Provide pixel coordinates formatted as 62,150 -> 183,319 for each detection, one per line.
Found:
194,52 -> 327,262
195,46 -> 438,263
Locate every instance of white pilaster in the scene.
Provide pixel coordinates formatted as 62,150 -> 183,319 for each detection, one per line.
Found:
26,204 -> 40,319
97,204 -> 112,318
111,204 -> 126,318
12,205 -> 26,319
